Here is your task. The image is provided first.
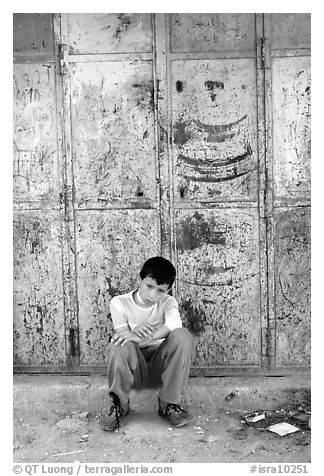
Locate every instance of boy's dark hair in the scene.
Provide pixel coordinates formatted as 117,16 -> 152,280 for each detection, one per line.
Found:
140,256 -> 176,287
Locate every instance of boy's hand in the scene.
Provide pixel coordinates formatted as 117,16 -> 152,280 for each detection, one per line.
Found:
133,323 -> 157,339
110,331 -> 140,347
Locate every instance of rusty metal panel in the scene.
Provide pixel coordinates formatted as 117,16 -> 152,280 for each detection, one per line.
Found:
70,61 -> 156,205
13,13 -> 54,56
13,63 -> 60,205
67,13 -> 153,54
13,212 -> 65,365
274,208 -> 311,366
269,14 -> 311,50
12,13 -> 311,375
170,14 -> 256,53
76,210 -> 160,365
175,209 -> 261,366
171,59 -> 258,202
272,56 -> 311,201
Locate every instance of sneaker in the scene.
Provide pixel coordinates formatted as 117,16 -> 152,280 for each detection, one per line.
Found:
99,393 -> 130,431
158,399 -> 191,427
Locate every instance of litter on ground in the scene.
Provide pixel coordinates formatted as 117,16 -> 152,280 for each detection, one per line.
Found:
51,450 -> 86,457
267,422 -> 300,436
244,413 -> 266,423
225,391 -> 238,401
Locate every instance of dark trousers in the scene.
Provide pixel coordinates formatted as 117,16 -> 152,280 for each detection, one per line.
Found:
106,328 -> 194,411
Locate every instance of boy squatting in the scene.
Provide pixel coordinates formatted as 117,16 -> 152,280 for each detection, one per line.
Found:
99,256 -> 194,431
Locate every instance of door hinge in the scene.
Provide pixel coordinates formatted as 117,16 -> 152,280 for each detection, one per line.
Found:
59,184 -> 74,221
66,327 -> 80,366
260,37 -> 267,70
261,327 -> 276,357
59,43 -> 69,76
68,327 -> 78,356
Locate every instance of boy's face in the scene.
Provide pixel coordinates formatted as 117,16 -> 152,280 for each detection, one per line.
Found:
138,276 -> 170,306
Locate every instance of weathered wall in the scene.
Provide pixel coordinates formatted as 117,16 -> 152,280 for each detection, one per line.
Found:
13,13 -> 311,373
268,15 -> 311,367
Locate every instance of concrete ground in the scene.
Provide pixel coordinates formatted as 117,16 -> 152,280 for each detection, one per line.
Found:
13,374 -> 311,463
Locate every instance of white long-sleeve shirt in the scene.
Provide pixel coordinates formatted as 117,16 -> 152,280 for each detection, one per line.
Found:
109,290 -> 182,347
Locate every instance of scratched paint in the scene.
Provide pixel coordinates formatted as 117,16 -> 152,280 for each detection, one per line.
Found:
175,209 -> 261,366
13,13 -> 54,56
172,59 -> 258,201
13,212 -> 65,365
274,208 -> 311,366
76,210 -> 160,365
70,61 -> 156,205
269,13 -> 311,50
67,13 -> 153,54
170,13 -> 256,53
13,63 -> 60,204
272,56 -> 311,200
12,14 -> 311,373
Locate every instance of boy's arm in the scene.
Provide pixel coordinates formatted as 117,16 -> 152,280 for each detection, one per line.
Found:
110,297 -> 143,346
111,323 -> 170,345
131,297 -> 181,342
132,296 -> 183,342
150,324 -> 170,340
163,296 -> 183,332
111,325 -> 143,346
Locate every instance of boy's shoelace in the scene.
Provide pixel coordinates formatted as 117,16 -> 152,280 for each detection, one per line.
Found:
165,403 -> 187,415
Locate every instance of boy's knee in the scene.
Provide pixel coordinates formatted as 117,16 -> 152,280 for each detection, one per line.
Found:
167,327 -> 193,350
106,342 -> 136,360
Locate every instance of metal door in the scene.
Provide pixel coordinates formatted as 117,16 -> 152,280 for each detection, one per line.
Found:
166,14 -> 265,373
264,14 -> 311,370
13,14 -> 66,367
61,14 -> 162,367
13,13 -> 311,374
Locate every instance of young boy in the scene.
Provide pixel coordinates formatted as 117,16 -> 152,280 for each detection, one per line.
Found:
99,256 -> 194,431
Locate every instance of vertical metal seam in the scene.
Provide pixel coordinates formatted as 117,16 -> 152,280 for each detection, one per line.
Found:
53,13 -> 69,363
152,13 -> 162,255
255,13 -> 267,365
155,13 -> 173,265
66,14 -> 81,363
262,15 -> 271,364
256,13 -> 273,367
60,14 -> 72,362
60,13 -> 80,366
165,15 -> 176,287
263,14 -> 276,365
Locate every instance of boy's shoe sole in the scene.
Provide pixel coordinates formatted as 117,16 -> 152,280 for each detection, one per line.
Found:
99,403 -> 130,431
